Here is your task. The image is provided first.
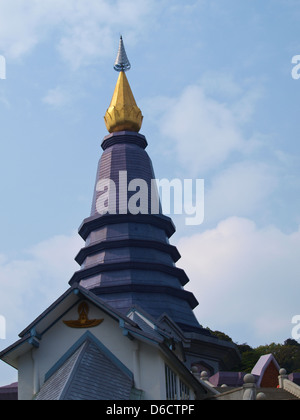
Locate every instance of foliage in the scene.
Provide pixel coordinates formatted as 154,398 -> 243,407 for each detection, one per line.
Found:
209,329 -> 300,373
236,341 -> 300,373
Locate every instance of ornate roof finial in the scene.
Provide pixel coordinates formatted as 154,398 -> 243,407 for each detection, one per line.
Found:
114,35 -> 131,72
104,36 -> 143,133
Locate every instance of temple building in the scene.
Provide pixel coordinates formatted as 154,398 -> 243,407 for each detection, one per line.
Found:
0,37 -> 240,400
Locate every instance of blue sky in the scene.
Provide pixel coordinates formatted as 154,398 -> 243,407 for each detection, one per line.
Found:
0,0 -> 300,385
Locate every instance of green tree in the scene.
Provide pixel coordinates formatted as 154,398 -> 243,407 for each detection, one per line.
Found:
236,340 -> 300,373
208,328 -> 300,373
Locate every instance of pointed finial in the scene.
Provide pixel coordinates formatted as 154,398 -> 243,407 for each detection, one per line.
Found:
104,36 -> 143,133
114,35 -> 131,72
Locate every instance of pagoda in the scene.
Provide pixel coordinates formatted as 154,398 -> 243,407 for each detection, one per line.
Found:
0,37 -> 240,400
71,37 -> 204,334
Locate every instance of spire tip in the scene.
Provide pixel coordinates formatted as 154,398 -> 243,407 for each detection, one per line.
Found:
114,36 -> 131,72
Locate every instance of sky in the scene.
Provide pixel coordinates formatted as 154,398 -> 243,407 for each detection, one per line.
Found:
0,0 -> 300,385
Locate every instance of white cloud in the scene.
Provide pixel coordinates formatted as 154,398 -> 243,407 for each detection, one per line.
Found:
177,217 -> 300,346
0,231 -> 85,383
0,0 -> 59,59
0,231 -> 83,385
0,0 -> 154,67
43,86 -> 71,107
199,72 -> 263,124
157,78 -> 262,175
0,232 -> 83,336
205,160 -> 278,223
161,85 -> 244,173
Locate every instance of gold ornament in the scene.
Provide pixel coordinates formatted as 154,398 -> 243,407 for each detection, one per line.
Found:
104,71 -> 143,133
63,302 -> 104,329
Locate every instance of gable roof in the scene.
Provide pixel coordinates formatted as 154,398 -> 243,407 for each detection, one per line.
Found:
127,306 -> 174,342
36,331 -> 133,400
18,283 -> 137,339
0,284 -> 216,400
0,284 -> 167,369
251,354 -> 280,387
157,312 -> 190,344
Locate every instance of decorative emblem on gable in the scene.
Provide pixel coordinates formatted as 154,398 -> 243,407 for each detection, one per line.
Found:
63,302 -> 104,329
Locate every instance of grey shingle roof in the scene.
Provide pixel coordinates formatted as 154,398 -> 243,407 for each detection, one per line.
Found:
36,334 -> 133,400
36,343 -> 84,400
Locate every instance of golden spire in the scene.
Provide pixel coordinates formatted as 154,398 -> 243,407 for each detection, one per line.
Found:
104,36 -> 143,133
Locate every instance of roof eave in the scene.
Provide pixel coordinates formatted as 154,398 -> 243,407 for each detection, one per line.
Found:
18,284 -> 138,340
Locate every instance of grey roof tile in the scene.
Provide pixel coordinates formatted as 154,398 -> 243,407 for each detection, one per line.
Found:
36,335 -> 133,401
36,343 -> 84,400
